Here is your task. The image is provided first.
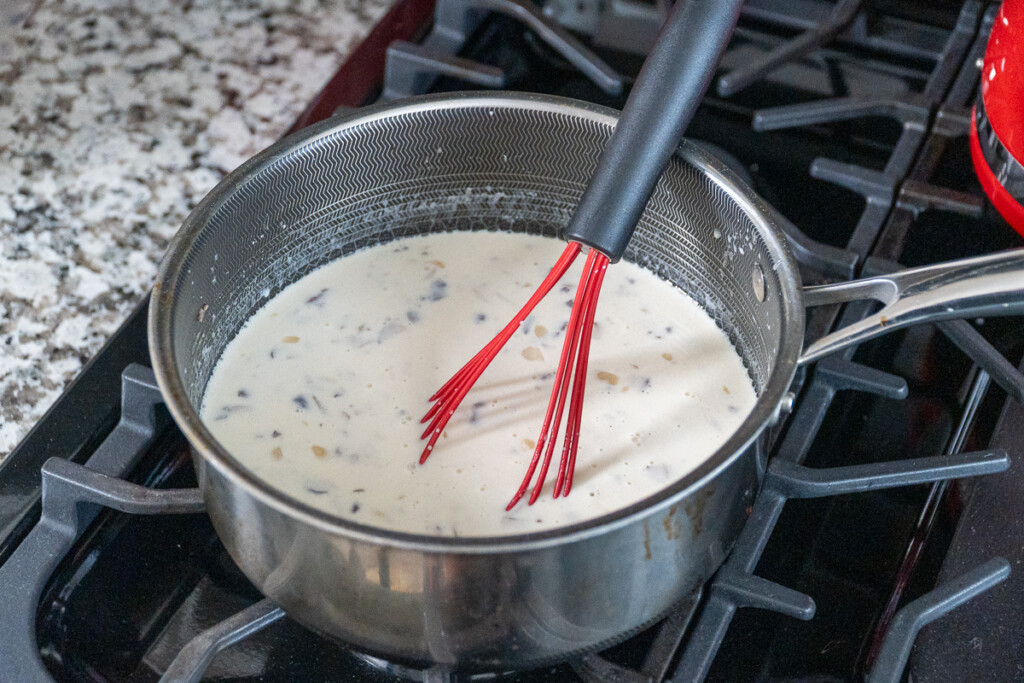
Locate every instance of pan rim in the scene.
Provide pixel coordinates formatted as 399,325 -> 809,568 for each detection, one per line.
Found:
148,91 -> 806,553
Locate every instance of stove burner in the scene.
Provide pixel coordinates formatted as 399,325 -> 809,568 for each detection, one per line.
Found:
352,652 -> 511,682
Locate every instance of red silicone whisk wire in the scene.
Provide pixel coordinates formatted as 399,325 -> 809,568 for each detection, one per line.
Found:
555,253 -> 607,498
507,249 -> 609,509
420,241 -> 610,509
418,242 -> 581,465
507,248 -> 599,510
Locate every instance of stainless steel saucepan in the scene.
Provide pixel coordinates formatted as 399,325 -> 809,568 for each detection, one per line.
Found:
148,92 -> 1024,670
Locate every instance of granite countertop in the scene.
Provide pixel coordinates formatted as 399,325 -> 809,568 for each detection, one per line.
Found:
0,0 -> 390,457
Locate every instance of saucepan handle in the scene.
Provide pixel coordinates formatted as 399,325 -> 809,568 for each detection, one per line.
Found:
798,249 -> 1024,366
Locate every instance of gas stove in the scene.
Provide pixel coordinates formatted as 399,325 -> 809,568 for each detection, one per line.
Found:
1,1 -> 1022,681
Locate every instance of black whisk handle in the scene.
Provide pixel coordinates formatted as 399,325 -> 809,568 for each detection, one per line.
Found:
560,0 -> 744,262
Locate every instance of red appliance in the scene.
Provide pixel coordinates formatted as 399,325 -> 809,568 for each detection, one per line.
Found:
970,0 -> 1024,236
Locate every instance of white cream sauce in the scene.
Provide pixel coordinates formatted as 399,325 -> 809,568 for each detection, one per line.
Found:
201,232 -> 756,537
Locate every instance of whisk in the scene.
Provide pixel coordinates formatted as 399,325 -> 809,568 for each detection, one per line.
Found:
420,0 -> 745,508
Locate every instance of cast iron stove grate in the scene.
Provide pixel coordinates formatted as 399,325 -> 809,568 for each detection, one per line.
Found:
0,363 -> 1012,682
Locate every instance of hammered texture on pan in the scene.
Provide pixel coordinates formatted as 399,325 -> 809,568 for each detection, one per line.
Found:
170,100 -> 783,407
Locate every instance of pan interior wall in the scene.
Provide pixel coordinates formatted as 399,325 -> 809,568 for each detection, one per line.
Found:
167,102 -> 786,410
